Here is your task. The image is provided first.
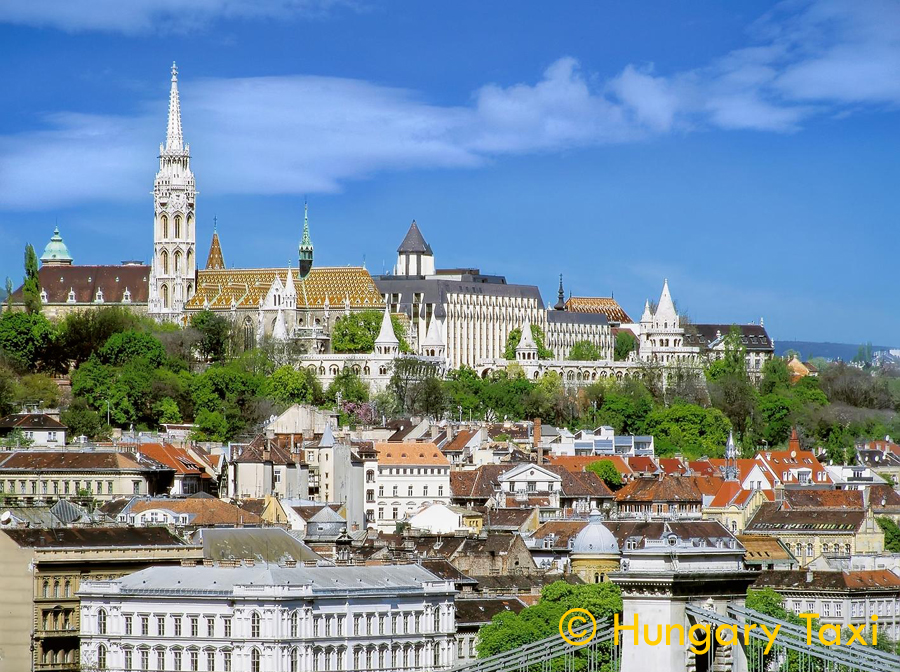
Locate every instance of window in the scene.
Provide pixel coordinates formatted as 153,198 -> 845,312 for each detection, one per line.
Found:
174,616 -> 182,637
251,612 -> 261,638
140,649 -> 149,671
124,649 -> 133,671
42,580 -> 49,598
366,470 -> 375,483
133,481 -> 141,494
824,602 -> 831,617
392,507 -> 398,520
354,616 -> 361,636
190,617 -> 198,637
423,485 -> 429,497
392,485 -> 398,497
433,608 -> 440,632
223,617 -> 231,638
438,485 -> 444,497
173,649 -> 182,671
835,602 -> 842,617
458,639 -> 464,658
207,651 -> 215,671
251,649 -> 261,672
157,616 -> 165,636
97,645 -> 107,670
190,649 -> 199,671
379,615 -> 385,635
98,608 -> 107,635
223,651 -> 231,672
54,580 -> 60,597
408,485 -> 414,497
290,611 -> 298,638
157,649 -> 165,671
291,649 -> 299,672
141,616 -> 149,636
125,615 -> 132,635
366,489 -> 374,503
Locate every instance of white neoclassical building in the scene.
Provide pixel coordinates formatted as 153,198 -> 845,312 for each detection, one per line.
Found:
370,442 -> 451,531
79,563 -> 456,672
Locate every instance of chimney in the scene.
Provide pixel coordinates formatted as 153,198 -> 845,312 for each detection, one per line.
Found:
431,423 -> 439,440
789,427 -> 801,453
806,570 -> 813,583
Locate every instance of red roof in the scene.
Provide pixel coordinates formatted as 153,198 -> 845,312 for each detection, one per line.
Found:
11,264 -> 150,304
627,456 -> 659,474
658,458 -> 688,475
689,460 -> 717,476
137,443 -> 204,476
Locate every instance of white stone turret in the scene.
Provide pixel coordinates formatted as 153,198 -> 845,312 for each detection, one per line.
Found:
653,279 -> 678,329
640,299 -> 652,324
151,62 -> 197,321
515,321 -> 539,363
374,304 -> 399,356
272,307 -> 287,342
420,314 -> 446,359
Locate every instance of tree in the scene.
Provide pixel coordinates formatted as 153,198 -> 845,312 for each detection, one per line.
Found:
99,330 -> 166,368
585,459 -> 623,489
0,365 -> 16,415
878,517 -> 900,553
0,311 -> 55,372
411,376 -> 447,419
14,373 -> 61,409
503,325 -> 552,360
759,358 -> 792,395
58,307 -> 142,367
708,372 -> 757,440
644,402 -> 731,457
326,368 -> 369,404
331,310 -> 410,353
61,398 -> 103,440
192,409 -> 228,442
152,397 -> 182,424
705,326 -> 747,382
757,393 -> 795,446
190,310 -> 230,362
262,366 -> 319,405
3,277 -> 12,310
614,331 -> 636,361
568,340 -> 602,361
477,581 -> 622,660
388,358 -> 443,414
22,243 -> 41,315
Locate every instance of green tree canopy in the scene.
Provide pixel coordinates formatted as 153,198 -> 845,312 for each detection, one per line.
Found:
326,368 -> 370,404
190,310 -> 231,362
878,517 -> 900,553
503,324 -> 553,360
0,311 -> 55,372
614,330 -> 636,361
644,402 -> 731,457
99,330 -> 166,368
153,397 -> 183,424
759,357 -> 792,395
332,310 -> 411,353
568,340 -> 603,361
61,398 -> 104,440
585,459 -> 623,489
477,581 -> 622,660
22,243 -> 41,315
262,365 -> 321,405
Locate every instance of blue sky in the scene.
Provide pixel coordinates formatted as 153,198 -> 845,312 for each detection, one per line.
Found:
0,1 -> 898,344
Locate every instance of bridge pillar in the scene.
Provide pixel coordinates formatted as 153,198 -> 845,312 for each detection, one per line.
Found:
610,571 -> 758,672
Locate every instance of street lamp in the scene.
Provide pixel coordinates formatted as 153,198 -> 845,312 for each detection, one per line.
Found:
105,399 -> 110,427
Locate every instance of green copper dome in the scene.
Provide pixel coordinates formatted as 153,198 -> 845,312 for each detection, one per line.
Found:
41,227 -> 73,265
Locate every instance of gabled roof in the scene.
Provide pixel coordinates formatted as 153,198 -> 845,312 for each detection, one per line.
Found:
455,598 -> 527,626
10,264 -> 150,305
626,456 -> 659,474
0,450 -> 165,472
137,443 -> 205,476
127,497 -> 263,526
443,429 -> 479,453
614,475 -> 724,503
449,463 -> 612,500
2,526 -> 187,548
684,324 -> 773,353
737,535 -> 797,563
745,502 -> 867,533
397,220 -> 433,254
658,458 -> 689,475
0,413 -> 67,431
563,297 -> 632,323
376,442 -> 448,466
234,436 -> 298,465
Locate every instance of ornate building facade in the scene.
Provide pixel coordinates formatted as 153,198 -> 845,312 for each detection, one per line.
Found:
148,63 -> 197,320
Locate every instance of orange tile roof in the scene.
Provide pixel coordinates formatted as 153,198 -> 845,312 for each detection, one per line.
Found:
376,442 -> 449,466
755,449 -> 831,483
627,456 -> 659,474
658,458 -> 688,475
137,443 -> 203,476
564,297 -> 632,323
444,429 -> 479,453
129,498 -> 262,526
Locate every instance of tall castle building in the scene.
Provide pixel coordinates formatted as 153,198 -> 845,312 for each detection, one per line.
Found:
148,63 -> 197,319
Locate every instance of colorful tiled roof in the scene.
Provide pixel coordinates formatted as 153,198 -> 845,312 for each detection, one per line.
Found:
376,442 -> 448,466
185,266 -> 384,310
564,297 -> 632,323
10,265 -> 150,304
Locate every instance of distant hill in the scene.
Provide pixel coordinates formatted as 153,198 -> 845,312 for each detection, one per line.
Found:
776,340 -> 896,362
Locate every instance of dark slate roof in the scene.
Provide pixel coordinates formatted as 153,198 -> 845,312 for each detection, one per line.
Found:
684,324 -> 773,353
546,311 -> 609,326
455,598 -> 527,626
2,526 -> 188,548
10,264 -> 150,305
745,502 -> 866,533
450,464 -> 613,500
374,276 -> 545,309
754,569 -> 900,592
397,221 -> 433,254
0,414 -> 67,431
604,520 -> 739,549
198,528 -> 322,563
421,559 -> 478,585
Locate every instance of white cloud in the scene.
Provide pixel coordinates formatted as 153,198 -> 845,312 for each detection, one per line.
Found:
0,0 -> 345,33
0,1 -> 898,209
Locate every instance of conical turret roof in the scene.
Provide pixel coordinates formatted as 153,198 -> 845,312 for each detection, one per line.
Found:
205,231 -> 225,270
397,220 -> 433,254
375,304 -> 399,346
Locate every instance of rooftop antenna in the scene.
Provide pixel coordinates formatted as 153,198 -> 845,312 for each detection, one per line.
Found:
213,215 -> 217,231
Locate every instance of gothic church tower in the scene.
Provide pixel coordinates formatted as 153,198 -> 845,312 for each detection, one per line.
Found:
149,62 -> 196,320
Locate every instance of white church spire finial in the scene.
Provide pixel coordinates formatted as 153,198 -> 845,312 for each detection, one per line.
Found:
166,61 -> 183,152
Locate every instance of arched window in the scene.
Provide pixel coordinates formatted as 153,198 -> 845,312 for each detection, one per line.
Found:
174,215 -> 182,239
290,611 -> 298,638
251,648 -> 261,672
161,250 -> 169,274
54,581 -> 60,597
161,215 -> 169,239
42,580 -> 49,598
97,608 -> 107,635
174,250 -> 182,274
290,648 -> 299,672
243,317 -> 254,351
186,249 -> 193,271
161,284 -> 169,309
186,214 -> 193,238
64,580 -> 71,598
251,611 -> 261,638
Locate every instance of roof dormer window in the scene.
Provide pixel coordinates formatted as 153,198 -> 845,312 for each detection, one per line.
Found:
40,289 -> 48,303
67,288 -> 76,303
95,289 -> 104,303
123,288 -> 132,303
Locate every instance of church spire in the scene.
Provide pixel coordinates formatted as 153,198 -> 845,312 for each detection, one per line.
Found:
298,200 -> 314,279
166,62 -> 183,152
205,228 -> 225,270
554,274 -> 566,311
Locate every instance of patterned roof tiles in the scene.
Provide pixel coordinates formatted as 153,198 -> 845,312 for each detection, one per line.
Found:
564,296 -> 632,323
